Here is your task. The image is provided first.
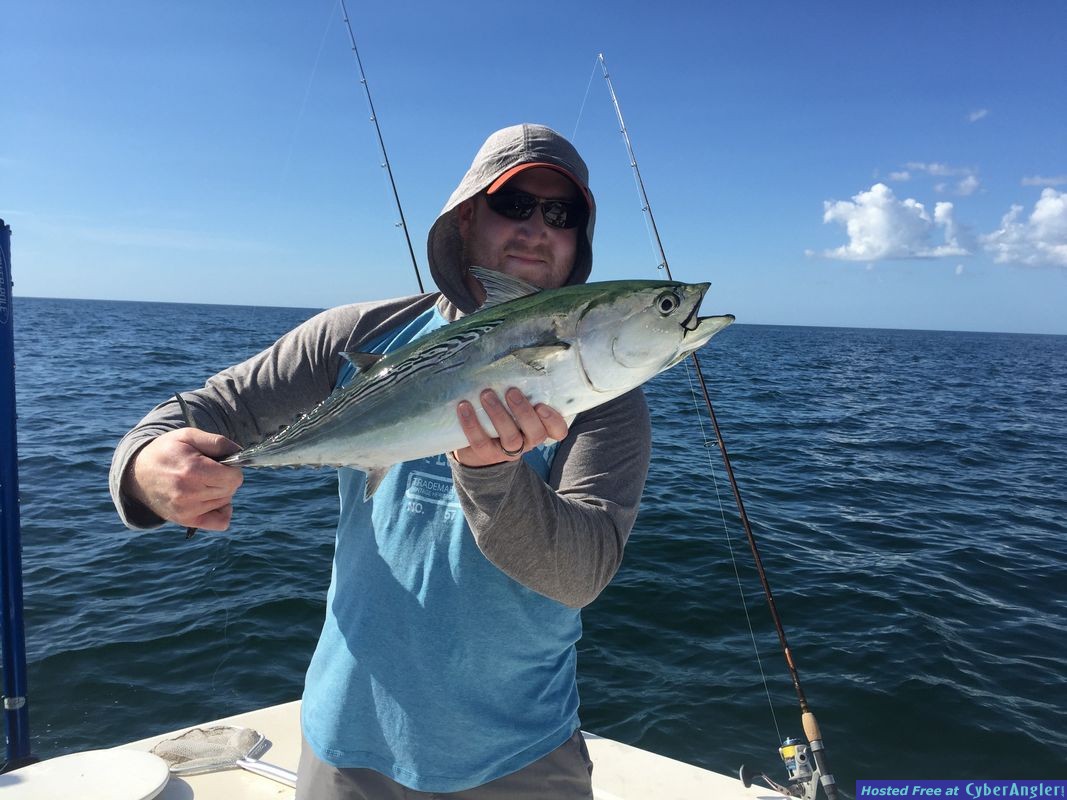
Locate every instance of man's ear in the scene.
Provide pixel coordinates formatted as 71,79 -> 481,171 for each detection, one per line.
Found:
456,198 -> 475,239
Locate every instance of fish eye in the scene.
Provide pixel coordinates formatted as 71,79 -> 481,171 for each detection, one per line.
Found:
655,290 -> 682,316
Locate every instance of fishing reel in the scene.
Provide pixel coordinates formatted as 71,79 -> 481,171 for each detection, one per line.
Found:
739,736 -> 831,800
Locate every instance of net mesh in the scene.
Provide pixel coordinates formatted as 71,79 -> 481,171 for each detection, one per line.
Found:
150,725 -> 265,775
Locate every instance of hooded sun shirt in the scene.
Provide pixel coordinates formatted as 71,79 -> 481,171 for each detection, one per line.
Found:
110,124 -> 650,794
300,126 -> 604,791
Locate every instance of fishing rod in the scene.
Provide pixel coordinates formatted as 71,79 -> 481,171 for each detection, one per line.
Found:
338,0 -> 424,293
0,220 -> 35,773
597,53 -> 839,800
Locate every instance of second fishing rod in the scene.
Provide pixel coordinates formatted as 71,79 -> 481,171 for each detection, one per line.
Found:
597,52 -> 839,800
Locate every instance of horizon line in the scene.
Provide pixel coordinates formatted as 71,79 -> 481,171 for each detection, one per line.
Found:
12,293 -> 1066,338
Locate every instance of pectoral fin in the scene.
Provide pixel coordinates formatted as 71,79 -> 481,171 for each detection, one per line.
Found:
508,343 -> 571,372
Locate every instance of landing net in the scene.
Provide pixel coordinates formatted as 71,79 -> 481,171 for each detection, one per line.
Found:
150,725 -> 266,775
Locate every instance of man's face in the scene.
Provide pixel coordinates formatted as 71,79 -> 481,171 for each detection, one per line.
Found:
458,167 -> 582,299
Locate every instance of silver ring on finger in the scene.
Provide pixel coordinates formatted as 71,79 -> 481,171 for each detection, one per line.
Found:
500,433 -> 526,457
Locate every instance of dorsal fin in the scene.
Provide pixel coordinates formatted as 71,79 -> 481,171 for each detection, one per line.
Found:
342,351 -> 385,370
469,267 -> 542,308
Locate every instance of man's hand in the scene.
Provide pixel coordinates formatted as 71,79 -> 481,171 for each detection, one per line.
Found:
122,428 -> 244,530
452,388 -> 569,467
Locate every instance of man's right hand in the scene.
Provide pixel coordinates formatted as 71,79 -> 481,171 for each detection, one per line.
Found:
122,428 -> 244,531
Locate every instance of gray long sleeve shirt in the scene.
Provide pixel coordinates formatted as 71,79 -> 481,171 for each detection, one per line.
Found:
110,293 -> 651,608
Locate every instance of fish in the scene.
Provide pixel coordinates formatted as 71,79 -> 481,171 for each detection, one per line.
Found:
220,268 -> 734,498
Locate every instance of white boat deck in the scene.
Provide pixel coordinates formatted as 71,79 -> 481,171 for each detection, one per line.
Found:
117,700 -> 778,799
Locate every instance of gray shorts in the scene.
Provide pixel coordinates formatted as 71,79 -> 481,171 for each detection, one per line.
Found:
295,730 -> 594,800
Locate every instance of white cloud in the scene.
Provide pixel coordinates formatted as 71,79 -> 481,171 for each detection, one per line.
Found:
1022,175 -> 1067,187
967,109 -> 990,123
907,162 -> 965,177
822,183 -> 970,261
902,162 -> 980,195
955,264 -> 965,276
934,201 -> 962,243
888,171 -> 912,181
956,175 -> 980,196
982,188 -> 1067,268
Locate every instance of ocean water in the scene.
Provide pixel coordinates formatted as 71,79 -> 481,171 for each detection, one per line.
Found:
5,297 -> 1067,790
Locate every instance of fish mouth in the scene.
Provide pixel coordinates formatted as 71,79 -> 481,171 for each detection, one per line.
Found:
674,282 -> 734,361
680,283 -> 711,334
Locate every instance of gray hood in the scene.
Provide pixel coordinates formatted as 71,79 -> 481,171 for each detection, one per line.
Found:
427,124 -> 596,314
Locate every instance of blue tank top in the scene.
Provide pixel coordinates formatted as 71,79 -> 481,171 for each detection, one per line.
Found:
300,306 -> 581,792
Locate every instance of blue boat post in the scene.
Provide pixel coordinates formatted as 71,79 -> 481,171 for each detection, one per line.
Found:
0,219 -> 34,771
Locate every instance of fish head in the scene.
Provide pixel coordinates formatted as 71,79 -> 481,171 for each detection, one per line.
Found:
576,281 -> 734,392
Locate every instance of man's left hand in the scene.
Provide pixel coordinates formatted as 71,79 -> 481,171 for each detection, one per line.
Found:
452,387 -> 569,467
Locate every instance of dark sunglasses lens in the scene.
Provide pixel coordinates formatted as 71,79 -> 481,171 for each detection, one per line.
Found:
486,192 -> 537,220
541,201 -> 574,229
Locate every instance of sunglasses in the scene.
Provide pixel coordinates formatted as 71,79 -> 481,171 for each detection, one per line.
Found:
484,190 -> 587,230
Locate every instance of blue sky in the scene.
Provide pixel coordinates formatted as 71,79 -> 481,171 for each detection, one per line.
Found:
4,1 -> 1065,334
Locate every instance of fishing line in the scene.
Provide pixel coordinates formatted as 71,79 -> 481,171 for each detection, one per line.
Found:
207,533 -> 236,700
679,358 -> 783,745
277,0 -> 339,188
571,56 -> 602,143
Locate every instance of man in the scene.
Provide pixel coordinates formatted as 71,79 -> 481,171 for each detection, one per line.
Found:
110,124 -> 651,798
